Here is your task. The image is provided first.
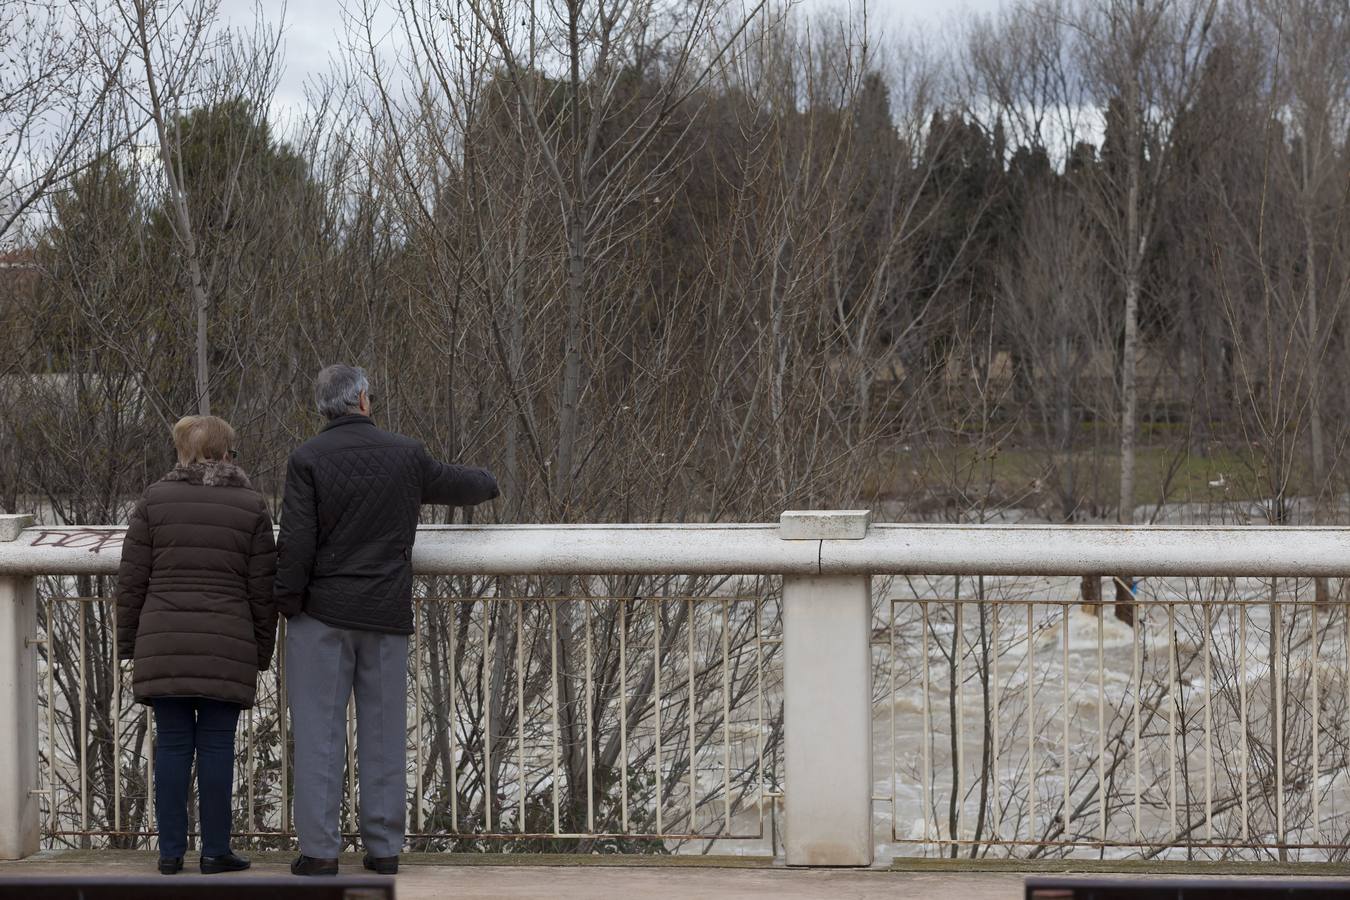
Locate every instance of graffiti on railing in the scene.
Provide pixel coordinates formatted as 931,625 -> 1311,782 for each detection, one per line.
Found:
29,529 -> 125,554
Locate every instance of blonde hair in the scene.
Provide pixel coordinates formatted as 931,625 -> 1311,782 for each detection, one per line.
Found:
171,415 -> 236,465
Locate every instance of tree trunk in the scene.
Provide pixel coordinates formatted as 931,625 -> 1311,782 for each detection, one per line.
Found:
769,236 -> 789,496
1056,331 -> 1073,455
1300,144 -> 1329,604
504,217 -> 527,511
1302,175 -> 1325,494
132,0 -> 212,415
190,248 -> 211,415
1117,12 -> 1144,629
1119,167 -> 1141,527
556,207 -> 585,517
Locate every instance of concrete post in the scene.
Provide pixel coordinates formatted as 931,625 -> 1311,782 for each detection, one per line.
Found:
780,510 -> 872,866
0,513 -> 37,860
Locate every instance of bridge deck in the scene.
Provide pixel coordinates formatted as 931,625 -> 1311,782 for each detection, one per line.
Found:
4,852 -> 1349,899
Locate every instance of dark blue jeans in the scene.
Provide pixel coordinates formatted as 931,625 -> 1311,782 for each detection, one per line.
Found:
151,698 -> 240,858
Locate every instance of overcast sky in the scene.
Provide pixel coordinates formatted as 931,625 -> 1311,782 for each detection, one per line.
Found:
218,0 -> 1011,113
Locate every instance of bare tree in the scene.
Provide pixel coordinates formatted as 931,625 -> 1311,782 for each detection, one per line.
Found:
111,0 -> 282,414
1256,0 -> 1350,510
0,1 -> 129,247
1074,0 -> 1219,528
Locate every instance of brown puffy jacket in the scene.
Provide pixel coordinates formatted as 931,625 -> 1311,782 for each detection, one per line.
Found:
115,461 -> 278,708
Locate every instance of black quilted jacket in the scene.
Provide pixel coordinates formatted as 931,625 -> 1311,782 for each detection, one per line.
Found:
273,415 -> 499,633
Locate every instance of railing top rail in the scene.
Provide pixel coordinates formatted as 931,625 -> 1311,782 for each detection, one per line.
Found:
0,518 -> 1348,578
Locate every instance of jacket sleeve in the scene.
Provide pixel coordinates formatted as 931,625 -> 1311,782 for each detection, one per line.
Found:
417,443 -> 500,507
274,452 -> 318,617
249,502 -> 279,669
115,498 -> 152,661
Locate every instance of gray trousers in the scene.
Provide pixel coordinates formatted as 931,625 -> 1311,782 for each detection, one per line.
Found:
286,613 -> 408,858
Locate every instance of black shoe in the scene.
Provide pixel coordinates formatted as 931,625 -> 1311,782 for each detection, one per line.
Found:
158,857 -> 183,875
200,851 -> 251,874
291,854 -> 339,876
363,853 -> 399,875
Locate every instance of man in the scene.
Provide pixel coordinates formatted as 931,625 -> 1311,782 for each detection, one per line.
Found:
275,364 -> 498,877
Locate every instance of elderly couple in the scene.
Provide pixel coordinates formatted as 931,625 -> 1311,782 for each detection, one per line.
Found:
115,364 -> 498,876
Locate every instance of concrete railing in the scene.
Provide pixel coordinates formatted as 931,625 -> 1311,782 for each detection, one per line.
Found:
1,511 -> 1348,865
7,517 -> 1350,577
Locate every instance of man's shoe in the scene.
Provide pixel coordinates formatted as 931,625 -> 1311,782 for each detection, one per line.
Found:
157,857 -> 183,875
291,854 -> 339,876
200,851 -> 251,874
363,853 -> 399,875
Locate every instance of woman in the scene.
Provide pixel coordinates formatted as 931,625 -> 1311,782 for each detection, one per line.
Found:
116,415 -> 278,875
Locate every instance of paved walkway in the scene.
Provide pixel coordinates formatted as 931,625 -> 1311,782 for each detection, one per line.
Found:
0,854 -> 1015,899
4,852 -> 1349,899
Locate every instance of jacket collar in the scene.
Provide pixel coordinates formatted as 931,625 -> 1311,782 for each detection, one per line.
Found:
162,461 -> 252,488
321,414 -> 375,433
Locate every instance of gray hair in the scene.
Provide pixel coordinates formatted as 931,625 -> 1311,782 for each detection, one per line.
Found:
314,364 -> 371,419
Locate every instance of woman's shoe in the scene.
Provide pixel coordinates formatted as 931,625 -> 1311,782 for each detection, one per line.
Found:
200,851 -> 251,874
157,857 -> 183,875
291,855 -> 339,876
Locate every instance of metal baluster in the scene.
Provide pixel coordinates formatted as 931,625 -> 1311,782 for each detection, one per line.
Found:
1311,599 -> 1320,847
655,597 -> 664,835
414,602 -> 424,834
1132,597 -> 1141,841
550,601 -> 559,835
1203,599 -> 1213,844
955,598 -> 964,842
892,598 -> 901,842
1240,601 -> 1248,841
687,597 -> 696,834
1097,598 -> 1106,842
920,600 -> 932,846
79,600 -> 88,837
755,595 -> 764,837
992,598 -> 1001,846
620,597 -> 629,833
722,598 -> 731,834
47,599 -> 57,837
112,598 -> 121,834
1168,601 -> 1177,841
517,598 -> 526,834
585,597 -> 595,834
1274,595 -> 1285,848
1027,601 -> 1036,843
450,600 -> 459,832
482,599 -> 493,833
1062,601 -> 1070,836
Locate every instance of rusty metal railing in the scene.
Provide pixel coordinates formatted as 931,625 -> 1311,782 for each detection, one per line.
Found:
882,575 -> 1350,859
10,516 -> 1350,865
35,589 -> 780,852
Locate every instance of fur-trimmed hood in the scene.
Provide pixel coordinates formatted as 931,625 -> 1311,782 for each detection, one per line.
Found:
162,461 -> 252,489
